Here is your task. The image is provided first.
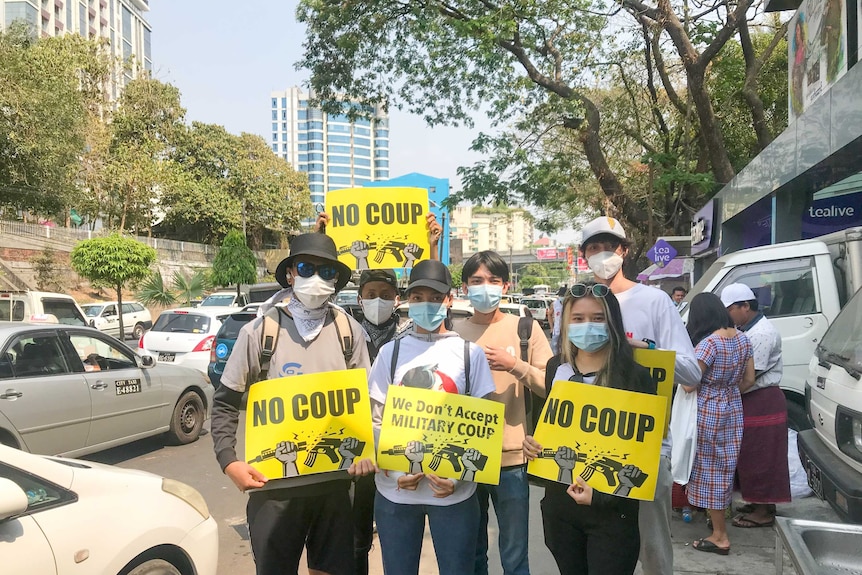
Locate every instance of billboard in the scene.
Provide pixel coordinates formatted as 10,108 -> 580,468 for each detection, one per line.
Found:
789,0 -> 847,122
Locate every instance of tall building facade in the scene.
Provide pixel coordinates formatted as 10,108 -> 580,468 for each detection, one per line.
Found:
1,0 -> 152,96
270,87 -> 390,209
449,206 -> 534,253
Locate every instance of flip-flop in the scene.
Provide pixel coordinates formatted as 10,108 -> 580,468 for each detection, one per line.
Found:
732,514 -> 775,528
735,503 -> 755,514
692,538 -> 730,555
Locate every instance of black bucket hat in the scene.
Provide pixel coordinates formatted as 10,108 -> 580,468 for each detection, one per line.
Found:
275,233 -> 352,291
406,260 -> 451,294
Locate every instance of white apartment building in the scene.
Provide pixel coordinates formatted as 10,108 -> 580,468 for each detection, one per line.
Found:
1,0 -> 152,97
449,206 -> 534,253
270,87 -> 390,210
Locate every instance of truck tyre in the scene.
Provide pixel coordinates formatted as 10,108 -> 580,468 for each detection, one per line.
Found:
167,391 -> 204,445
126,559 -> 181,575
786,399 -> 811,432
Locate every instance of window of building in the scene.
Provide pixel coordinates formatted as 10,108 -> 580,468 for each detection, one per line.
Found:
5,1 -> 38,29
272,133 -> 278,142
374,139 -> 388,149
272,110 -> 278,121
328,155 -> 351,165
281,133 -> 287,141
272,98 -> 278,108
144,27 -> 152,65
329,165 -> 352,175
354,137 -> 371,147
311,194 -> 325,205
354,126 -> 371,136
328,123 -> 350,134
298,133 -> 308,141
282,122 -> 287,131
308,131 -> 324,142
310,184 -> 325,193
298,154 -> 308,163
329,135 -> 351,145
375,149 -> 389,158
355,178 -> 371,185
308,142 -> 323,151
354,157 -> 371,167
79,2 -> 86,34
66,0 -> 74,30
309,109 -> 323,120
355,168 -> 371,177
309,174 -> 324,183
309,121 -> 324,130
282,110 -> 287,120
308,163 -> 324,172
328,145 -> 351,155
281,97 -> 287,108
309,153 -> 324,162
330,113 -> 350,123
271,144 -> 278,152
374,160 -> 390,168
375,170 -> 390,179
122,5 -> 132,41
297,122 -> 308,130
297,110 -> 307,120
375,129 -> 390,138
282,143 -> 288,152
298,143 -> 308,151
299,100 -> 308,108
329,176 -> 353,185
272,123 -> 278,132
355,118 -> 372,127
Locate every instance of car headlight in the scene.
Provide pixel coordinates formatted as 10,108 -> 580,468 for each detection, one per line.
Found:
161,478 -> 210,519
836,405 -> 862,464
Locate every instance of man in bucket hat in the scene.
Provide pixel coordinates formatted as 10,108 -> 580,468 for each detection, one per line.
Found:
211,232 -> 374,575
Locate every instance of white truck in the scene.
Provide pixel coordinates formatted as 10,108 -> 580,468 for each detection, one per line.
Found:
0,291 -> 87,326
681,226 -> 862,431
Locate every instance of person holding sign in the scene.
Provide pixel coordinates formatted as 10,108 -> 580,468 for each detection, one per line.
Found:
578,216 -> 701,575
683,293 -> 754,556
523,282 -> 656,575
368,260 -> 497,575
210,233 -> 374,575
454,251 -> 553,575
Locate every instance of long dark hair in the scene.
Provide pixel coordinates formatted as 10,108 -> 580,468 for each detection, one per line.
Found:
560,282 -> 639,388
686,292 -> 734,345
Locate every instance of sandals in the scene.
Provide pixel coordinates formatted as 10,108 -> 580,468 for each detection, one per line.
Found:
732,514 -> 775,528
692,538 -> 730,555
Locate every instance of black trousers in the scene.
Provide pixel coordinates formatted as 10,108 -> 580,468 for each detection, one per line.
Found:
352,473 -> 376,575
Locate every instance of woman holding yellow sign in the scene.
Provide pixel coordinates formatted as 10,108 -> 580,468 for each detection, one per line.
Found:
523,282 -> 656,575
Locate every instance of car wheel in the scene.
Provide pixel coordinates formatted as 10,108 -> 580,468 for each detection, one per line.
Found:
126,559 -> 181,575
167,391 -> 204,445
786,399 -> 811,432
132,323 -> 146,340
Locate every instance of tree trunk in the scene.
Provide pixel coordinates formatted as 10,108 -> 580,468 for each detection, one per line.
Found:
116,284 -> 124,342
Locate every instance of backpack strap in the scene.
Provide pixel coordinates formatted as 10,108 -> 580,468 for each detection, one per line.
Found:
464,338 -> 471,395
258,308 -> 283,381
518,316 -> 534,432
331,306 -> 354,367
390,336 -> 401,384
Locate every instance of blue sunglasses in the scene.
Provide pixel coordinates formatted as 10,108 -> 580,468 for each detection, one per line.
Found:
296,261 -> 339,281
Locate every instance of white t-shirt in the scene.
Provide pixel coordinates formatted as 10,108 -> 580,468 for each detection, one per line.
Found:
550,297 -> 565,350
744,315 -> 783,391
368,331 -> 496,506
614,283 -> 701,458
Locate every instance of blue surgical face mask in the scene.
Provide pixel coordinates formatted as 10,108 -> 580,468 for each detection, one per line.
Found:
409,302 -> 448,331
466,284 -> 503,313
567,322 -> 609,352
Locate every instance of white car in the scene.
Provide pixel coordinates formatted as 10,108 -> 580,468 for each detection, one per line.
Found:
522,297 -> 552,327
82,301 -> 153,339
499,303 -> 533,318
199,291 -> 248,308
0,444 -> 217,575
139,308 -> 228,375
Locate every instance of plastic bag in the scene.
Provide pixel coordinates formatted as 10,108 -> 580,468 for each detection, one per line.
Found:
788,428 -> 813,499
670,388 -> 698,485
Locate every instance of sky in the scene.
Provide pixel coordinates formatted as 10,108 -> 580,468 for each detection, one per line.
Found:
146,1 -> 577,243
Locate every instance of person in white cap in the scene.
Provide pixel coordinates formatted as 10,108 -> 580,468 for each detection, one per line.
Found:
578,216 -> 702,575
720,283 -> 790,529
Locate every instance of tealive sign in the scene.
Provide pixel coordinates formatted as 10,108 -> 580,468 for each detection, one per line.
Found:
802,192 -> 862,238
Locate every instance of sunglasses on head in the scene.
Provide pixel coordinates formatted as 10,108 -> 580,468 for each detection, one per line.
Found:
570,283 -> 609,298
295,261 -> 339,281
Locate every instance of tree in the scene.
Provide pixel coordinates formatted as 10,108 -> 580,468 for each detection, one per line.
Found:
298,0 -> 788,253
71,234 -> 157,337
448,263 -> 463,290
172,270 -> 209,307
31,247 -> 63,291
210,231 -> 257,300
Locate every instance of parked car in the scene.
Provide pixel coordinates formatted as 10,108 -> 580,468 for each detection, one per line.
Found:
139,308 -> 228,375
681,226 -> 862,430
199,291 -> 248,308
499,303 -> 533,318
208,310 -> 258,387
522,297 -> 552,327
0,444 -> 218,575
797,285 -> 862,523
82,301 -> 153,339
247,282 -> 283,304
0,323 -> 212,457
0,291 -> 86,326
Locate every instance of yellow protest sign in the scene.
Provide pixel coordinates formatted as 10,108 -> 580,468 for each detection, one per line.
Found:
527,381 -> 667,501
633,348 -> 676,437
377,386 -> 505,485
325,187 -> 430,270
245,369 -> 375,481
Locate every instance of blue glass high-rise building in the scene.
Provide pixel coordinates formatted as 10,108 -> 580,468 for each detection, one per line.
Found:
269,87 -> 390,211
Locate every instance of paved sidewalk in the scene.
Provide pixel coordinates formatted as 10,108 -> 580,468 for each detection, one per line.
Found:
361,487 -> 840,575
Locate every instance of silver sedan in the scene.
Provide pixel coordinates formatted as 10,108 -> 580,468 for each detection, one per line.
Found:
0,323 -> 213,457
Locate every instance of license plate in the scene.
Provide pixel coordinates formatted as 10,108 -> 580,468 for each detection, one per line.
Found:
115,378 -> 142,395
157,352 -> 175,362
807,460 -> 824,499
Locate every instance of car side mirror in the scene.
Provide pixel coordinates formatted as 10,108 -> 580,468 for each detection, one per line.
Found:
0,478 -> 29,523
138,355 -> 155,368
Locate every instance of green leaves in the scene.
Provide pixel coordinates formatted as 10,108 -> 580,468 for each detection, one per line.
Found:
210,231 -> 258,291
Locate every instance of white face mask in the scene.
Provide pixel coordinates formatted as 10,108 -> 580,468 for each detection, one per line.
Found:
360,297 -> 397,325
587,251 -> 624,280
292,274 -> 336,309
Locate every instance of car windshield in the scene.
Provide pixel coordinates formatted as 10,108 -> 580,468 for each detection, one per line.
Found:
84,305 -> 104,317
218,313 -> 256,340
152,312 -> 212,333
817,287 -> 862,375
500,306 -> 520,315
523,299 -> 545,309
201,294 -> 235,306
336,291 -> 358,305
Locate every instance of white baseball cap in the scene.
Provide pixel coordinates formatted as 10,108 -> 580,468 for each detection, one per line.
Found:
581,216 -> 627,246
720,283 -> 756,307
